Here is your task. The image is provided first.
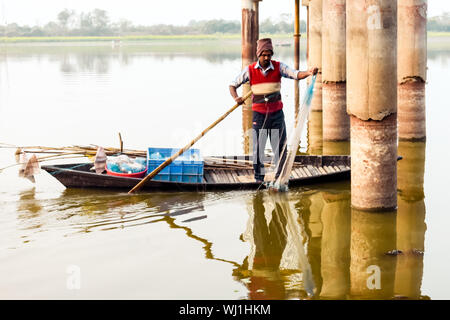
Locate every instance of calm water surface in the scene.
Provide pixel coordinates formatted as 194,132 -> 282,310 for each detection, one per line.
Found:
0,39 -> 449,299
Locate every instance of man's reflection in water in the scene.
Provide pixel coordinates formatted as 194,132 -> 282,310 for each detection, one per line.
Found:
247,192 -> 289,299
233,192 -> 315,300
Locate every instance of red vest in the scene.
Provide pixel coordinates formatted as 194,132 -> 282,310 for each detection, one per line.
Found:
249,60 -> 283,114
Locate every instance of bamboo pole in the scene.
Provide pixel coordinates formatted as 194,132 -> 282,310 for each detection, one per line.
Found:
118,132 -> 123,153
294,0 -> 301,118
128,90 -> 253,194
294,0 -> 300,70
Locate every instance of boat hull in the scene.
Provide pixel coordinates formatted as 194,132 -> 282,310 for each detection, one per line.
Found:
41,155 -> 351,192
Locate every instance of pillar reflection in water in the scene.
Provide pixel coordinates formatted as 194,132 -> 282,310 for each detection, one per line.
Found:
296,191 -> 324,295
320,191 -> 350,299
307,110 -> 323,155
350,209 -> 397,299
322,141 -> 350,156
395,141 -> 427,299
297,187 -> 351,299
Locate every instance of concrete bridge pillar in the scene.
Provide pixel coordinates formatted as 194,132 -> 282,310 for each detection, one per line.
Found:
322,0 -> 349,147
306,0 -> 323,155
241,0 -> 260,154
347,0 -> 398,211
308,0 -> 323,114
398,0 -> 427,141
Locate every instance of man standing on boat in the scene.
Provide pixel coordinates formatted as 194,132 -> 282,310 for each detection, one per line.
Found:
229,38 -> 318,184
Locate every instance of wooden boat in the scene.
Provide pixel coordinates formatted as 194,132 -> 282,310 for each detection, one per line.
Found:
41,155 -> 351,192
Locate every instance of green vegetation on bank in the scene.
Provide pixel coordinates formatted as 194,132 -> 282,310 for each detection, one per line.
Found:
1,32 -> 449,44
0,34 -> 240,43
0,8 -> 305,39
428,13 -> 450,32
428,32 -> 450,37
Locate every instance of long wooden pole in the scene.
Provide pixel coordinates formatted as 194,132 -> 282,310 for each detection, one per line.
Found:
294,0 -> 301,118
294,0 -> 300,70
128,90 -> 253,194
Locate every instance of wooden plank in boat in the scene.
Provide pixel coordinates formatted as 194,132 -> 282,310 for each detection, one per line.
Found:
333,165 -> 341,172
295,168 -> 306,178
203,173 -> 211,183
317,166 -> 328,175
307,165 -> 321,176
338,165 -> 348,171
298,167 -> 309,177
324,166 -> 335,173
228,171 -> 238,183
302,167 -> 312,178
237,170 -> 250,179
302,166 -> 314,177
322,166 -> 331,173
236,170 -> 254,183
296,168 -> 304,179
223,170 -> 234,183
217,169 -> 229,183
290,169 -> 300,179
224,170 -> 233,183
207,173 -> 217,183
236,175 -> 254,183
210,171 -> 222,183
206,171 -> 217,183
298,168 -> 310,178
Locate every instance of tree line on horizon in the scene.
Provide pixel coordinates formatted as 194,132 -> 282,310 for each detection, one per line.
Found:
0,8 -> 304,37
0,8 -> 449,38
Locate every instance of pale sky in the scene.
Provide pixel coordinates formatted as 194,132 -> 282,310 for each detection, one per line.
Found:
0,0 -> 448,26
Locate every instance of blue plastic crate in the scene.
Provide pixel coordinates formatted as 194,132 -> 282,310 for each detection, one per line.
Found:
147,147 -> 204,183
182,175 -> 203,183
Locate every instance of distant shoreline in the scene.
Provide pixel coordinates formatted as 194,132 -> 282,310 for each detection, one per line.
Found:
0,32 -> 449,44
0,34 -> 288,43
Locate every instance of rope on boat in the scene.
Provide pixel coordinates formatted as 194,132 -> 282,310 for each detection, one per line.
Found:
49,163 -> 90,176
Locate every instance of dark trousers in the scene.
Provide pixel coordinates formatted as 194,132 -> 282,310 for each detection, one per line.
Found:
252,109 -> 287,181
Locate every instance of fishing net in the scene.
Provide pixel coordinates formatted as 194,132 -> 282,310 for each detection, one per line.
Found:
268,74 -> 317,191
